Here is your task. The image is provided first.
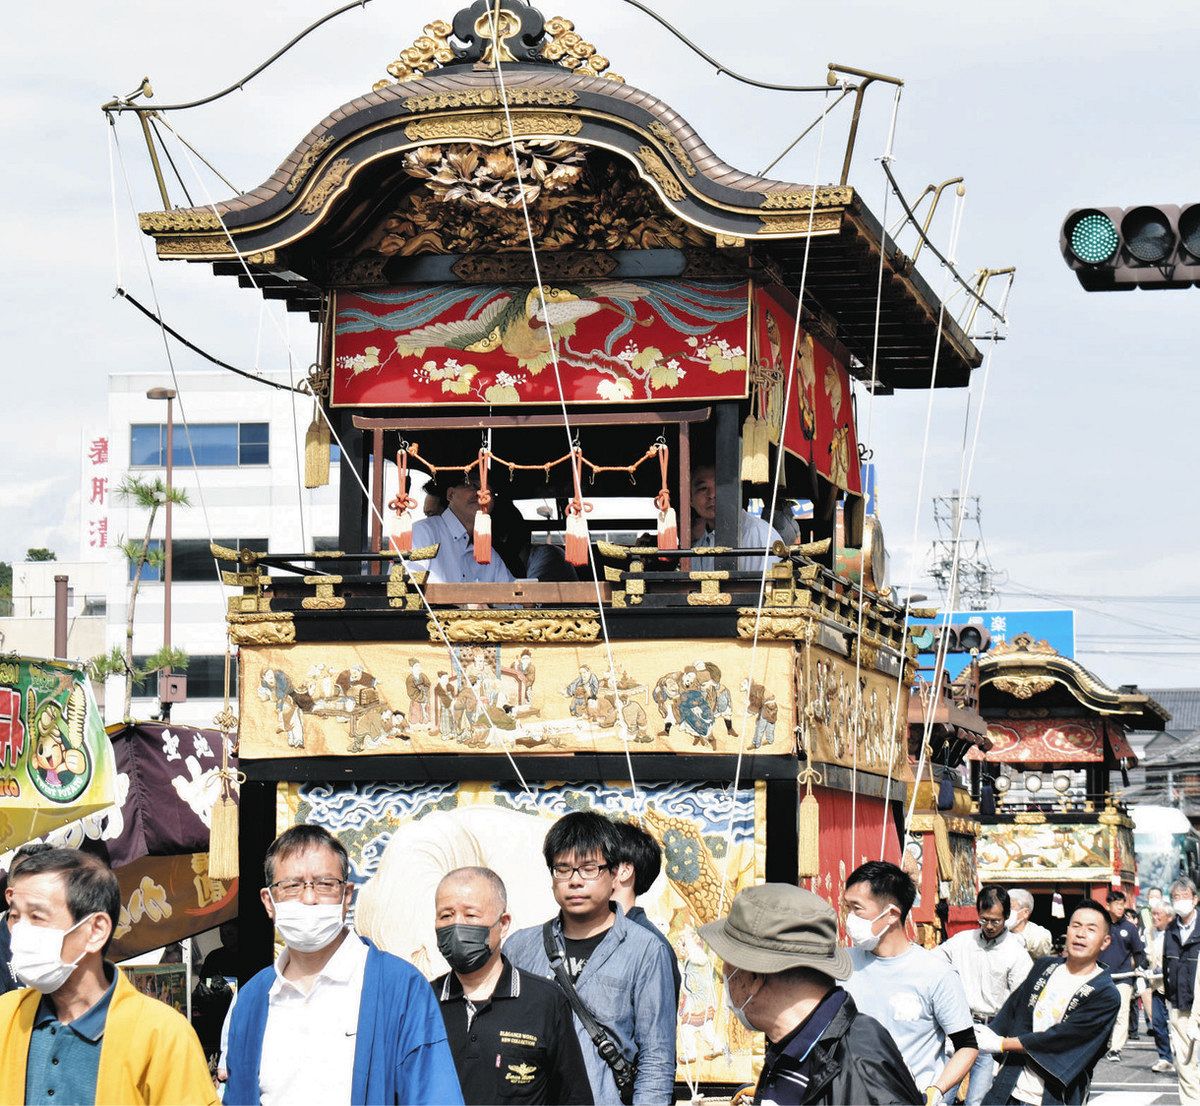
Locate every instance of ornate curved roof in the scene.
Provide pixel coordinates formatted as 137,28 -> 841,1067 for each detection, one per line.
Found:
137,0 -> 982,390
977,632 -> 1169,730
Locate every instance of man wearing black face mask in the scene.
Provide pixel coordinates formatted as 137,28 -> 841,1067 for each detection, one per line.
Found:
433,866 -> 593,1105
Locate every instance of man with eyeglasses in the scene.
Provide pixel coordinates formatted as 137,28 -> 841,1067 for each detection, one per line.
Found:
938,886 -> 1033,1105
224,824 -> 463,1106
504,812 -> 677,1104
411,473 -> 515,584
432,866 -> 592,1105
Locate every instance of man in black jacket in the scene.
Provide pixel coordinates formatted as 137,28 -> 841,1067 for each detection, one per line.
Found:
700,883 -> 921,1105
1099,889 -> 1148,1061
1163,877 -> 1200,1101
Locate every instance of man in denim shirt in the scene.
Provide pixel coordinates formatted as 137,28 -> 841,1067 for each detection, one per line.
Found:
505,812 -> 677,1105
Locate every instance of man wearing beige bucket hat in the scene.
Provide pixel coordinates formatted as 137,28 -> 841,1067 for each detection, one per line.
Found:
700,883 -> 921,1105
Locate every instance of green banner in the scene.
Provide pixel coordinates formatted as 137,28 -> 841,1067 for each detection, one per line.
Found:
0,657 -> 116,851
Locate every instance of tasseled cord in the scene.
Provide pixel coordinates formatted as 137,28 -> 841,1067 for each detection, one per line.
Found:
304,398 -> 331,489
473,449 -> 493,564
654,442 -> 677,550
208,646 -> 242,881
741,378 -> 771,485
797,764 -> 822,878
387,449 -> 417,553
564,446 -> 592,567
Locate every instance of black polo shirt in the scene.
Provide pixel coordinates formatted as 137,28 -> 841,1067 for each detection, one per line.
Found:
436,956 -> 594,1105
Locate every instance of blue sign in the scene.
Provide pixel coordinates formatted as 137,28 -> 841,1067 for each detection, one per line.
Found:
909,608 -> 1075,680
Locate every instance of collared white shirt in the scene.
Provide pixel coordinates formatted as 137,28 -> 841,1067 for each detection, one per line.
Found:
694,510 -> 783,573
1180,915 -> 1197,946
939,927 -> 1034,1020
259,930 -> 368,1106
411,511 -> 515,584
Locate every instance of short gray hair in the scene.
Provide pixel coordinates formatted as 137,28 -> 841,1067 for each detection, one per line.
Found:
1153,901 -> 1176,918
1172,877 -> 1198,898
437,866 -> 508,911
1009,888 -> 1034,913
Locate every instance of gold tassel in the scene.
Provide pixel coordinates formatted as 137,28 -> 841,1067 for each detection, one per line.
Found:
208,792 -> 239,880
750,416 -> 771,484
740,412 -> 760,482
798,765 -> 822,877
932,813 -> 953,879
304,406 -> 330,489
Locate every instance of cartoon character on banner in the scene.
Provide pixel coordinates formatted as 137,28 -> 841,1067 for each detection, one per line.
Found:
258,669 -> 306,748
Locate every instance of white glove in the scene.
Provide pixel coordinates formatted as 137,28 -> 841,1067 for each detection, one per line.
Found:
974,1024 -> 1005,1053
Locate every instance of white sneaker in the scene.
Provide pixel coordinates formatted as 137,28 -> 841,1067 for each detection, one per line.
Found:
1152,1059 -> 1174,1074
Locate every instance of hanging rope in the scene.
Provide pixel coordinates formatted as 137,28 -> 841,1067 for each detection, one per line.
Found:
654,442 -> 677,550
563,446 -> 593,567
474,447 -> 494,564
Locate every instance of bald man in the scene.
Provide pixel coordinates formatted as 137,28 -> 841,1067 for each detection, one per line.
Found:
432,867 -> 592,1105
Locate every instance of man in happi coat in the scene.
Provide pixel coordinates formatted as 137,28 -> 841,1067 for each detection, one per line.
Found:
975,900 -> 1120,1105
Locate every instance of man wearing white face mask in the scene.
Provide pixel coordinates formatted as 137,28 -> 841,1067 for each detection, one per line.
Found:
841,861 -> 978,1106
1163,876 -> 1200,1104
0,846 -> 218,1105
224,824 -> 463,1106
700,883 -> 921,1104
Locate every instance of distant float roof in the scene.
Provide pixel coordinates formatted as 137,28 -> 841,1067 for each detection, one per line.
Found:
138,0 -> 982,390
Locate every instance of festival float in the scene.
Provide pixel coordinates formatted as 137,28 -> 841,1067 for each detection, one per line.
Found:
120,0 -> 1006,1090
972,633 -> 1167,935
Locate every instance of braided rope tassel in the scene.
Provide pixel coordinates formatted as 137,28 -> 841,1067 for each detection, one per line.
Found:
474,448 -> 493,564
387,449 -> 417,552
564,446 -> 592,566
654,442 -> 677,550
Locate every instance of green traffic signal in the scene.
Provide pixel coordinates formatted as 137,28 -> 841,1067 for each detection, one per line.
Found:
1068,211 -> 1120,265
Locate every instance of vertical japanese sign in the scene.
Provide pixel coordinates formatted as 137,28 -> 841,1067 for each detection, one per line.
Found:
79,428 -> 110,561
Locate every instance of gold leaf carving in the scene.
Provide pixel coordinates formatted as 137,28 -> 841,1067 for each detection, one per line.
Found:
403,112 -> 582,143
286,136 -> 334,193
299,158 -> 352,215
648,121 -> 696,177
543,16 -> 623,81
636,146 -> 684,201
403,88 -> 578,112
758,212 -> 843,235
991,675 -> 1056,699
736,608 -> 815,641
156,235 -> 229,256
139,209 -> 222,232
380,20 -> 456,84
427,609 -> 601,643
760,186 -> 854,209
228,613 -> 296,646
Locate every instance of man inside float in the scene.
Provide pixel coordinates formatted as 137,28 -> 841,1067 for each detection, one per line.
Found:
700,882 -> 922,1105
1009,889 -> 1055,959
689,461 -> 783,573
938,885 -> 1033,1106
410,472 -> 515,585
224,824 -> 463,1106
0,846 -> 218,1105
842,860 -> 978,1106
504,811 -> 677,1105
432,866 -> 592,1106
974,899 -> 1121,1105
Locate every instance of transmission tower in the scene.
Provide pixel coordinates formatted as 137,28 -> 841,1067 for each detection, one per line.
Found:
928,492 -> 1000,611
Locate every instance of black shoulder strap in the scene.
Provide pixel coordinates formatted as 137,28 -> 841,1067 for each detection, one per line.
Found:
541,921 -> 612,1048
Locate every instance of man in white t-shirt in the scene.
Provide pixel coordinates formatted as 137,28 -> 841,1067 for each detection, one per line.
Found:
975,899 -> 1121,1105
842,861 -> 978,1106
939,886 -> 1033,1105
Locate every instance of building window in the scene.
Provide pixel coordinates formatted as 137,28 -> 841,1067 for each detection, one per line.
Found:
131,654 -> 238,700
128,538 -> 268,583
130,423 -> 270,467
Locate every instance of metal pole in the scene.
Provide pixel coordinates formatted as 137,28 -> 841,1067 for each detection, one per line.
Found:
53,575 -> 68,659
163,397 -> 174,720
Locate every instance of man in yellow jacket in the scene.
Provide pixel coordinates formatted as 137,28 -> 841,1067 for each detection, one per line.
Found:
1,846 -> 218,1106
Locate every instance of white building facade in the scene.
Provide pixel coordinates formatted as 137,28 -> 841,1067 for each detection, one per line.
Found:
100,370 -> 340,726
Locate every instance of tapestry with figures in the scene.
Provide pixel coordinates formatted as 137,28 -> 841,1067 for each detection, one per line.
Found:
276,778 -> 766,1085
240,639 -> 794,758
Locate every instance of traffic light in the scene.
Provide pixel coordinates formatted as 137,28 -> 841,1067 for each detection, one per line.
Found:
1061,204 -> 1200,290
909,622 -> 991,655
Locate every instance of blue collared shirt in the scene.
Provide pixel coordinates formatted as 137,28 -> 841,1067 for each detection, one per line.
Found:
25,965 -> 118,1106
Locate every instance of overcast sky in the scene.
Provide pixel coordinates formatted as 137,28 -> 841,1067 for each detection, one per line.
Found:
3,0 -> 1198,690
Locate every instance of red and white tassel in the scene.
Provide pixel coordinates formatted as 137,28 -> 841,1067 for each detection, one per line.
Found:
654,443 -> 677,550
564,446 -> 591,566
388,448 -> 416,553
474,449 -> 493,564
389,508 -> 413,553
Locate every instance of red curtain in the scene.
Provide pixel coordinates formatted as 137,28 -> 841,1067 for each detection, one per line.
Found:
801,786 -> 900,913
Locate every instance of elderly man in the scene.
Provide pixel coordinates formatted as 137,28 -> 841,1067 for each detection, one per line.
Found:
1163,877 -> 1200,1103
411,472 -> 514,584
700,883 -> 921,1104
1009,889 -> 1055,959
842,861 -> 978,1106
939,886 -> 1033,1105
0,847 -> 217,1105
224,824 -> 462,1106
689,462 -> 783,572
1146,899 -> 1176,1074
504,812 -> 677,1105
433,866 -> 591,1105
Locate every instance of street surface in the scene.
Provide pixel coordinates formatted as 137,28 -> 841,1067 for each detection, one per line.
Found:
1091,1036 -> 1181,1106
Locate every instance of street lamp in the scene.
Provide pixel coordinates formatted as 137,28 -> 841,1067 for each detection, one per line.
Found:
147,387 -> 177,719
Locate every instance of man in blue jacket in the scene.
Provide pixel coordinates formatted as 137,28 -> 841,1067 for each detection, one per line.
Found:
504,811 -> 677,1105
224,825 -> 463,1106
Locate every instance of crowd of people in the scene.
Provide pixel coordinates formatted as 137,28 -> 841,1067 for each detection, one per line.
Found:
4,820 -> 1200,1106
